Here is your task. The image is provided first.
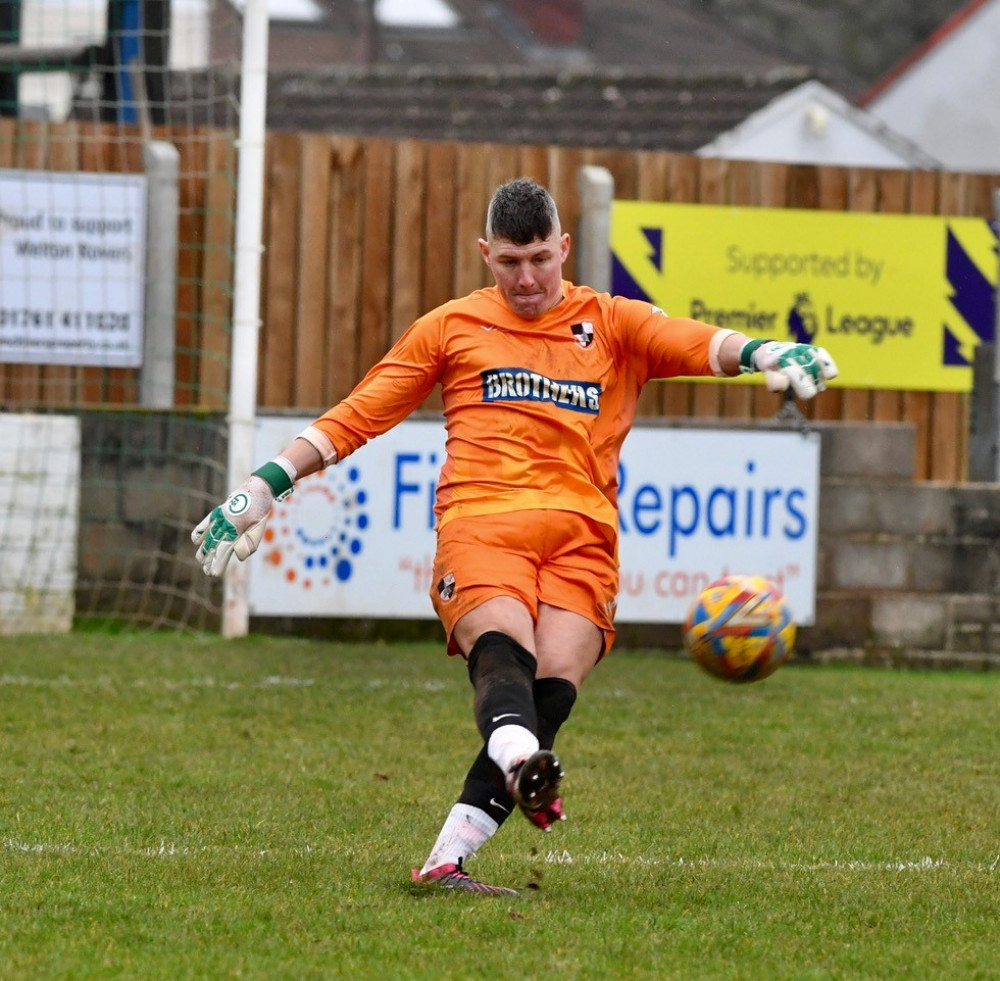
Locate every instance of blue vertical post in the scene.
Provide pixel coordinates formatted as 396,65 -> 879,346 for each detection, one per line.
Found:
105,0 -> 142,124
0,0 -> 20,117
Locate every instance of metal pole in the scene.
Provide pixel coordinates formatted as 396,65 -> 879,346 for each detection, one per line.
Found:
576,165 -> 614,292
140,140 -> 179,408
223,0 -> 269,638
994,188 -> 1000,481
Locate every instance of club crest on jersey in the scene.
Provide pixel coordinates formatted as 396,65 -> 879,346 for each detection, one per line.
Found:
571,321 -> 595,348
481,367 -> 602,415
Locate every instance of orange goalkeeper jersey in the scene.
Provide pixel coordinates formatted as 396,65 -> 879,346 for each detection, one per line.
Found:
310,282 -> 731,537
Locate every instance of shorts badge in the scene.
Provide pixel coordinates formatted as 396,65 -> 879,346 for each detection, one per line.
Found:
437,572 -> 456,602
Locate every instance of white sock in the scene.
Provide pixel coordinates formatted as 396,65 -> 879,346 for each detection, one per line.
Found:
487,724 -> 540,779
420,803 -> 500,875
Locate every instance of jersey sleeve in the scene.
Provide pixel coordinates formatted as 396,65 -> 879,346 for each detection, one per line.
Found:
613,296 -> 733,384
309,313 -> 444,460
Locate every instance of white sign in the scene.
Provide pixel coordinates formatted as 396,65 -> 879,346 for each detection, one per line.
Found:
0,414 -> 80,634
250,417 -> 820,625
0,169 -> 147,367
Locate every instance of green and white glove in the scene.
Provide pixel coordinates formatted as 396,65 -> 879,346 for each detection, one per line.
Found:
191,460 -> 294,577
740,339 -> 839,399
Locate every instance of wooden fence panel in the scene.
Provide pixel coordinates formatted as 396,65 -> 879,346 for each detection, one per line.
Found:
423,141 -> 459,314
171,123 -> 210,409
356,139 -> 395,380
453,144 -> 491,296
199,129 -> 237,411
326,137 -> 365,407
1,121 -> 996,481
390,140 -> 427,345
260,130 -> 300,408
293,132 -> 333,409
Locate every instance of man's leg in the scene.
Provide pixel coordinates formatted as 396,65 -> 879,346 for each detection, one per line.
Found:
524,603 -> 603,829
414,598 -> 549,891
414,745 -> 511,879
419,671 -> 580,874
414,515 -> 608,890
534,676 -> 578,750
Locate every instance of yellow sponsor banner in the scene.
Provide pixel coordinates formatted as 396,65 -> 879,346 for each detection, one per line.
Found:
610,201 -> 998,392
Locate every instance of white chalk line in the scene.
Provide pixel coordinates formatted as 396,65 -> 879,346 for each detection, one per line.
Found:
0,674 -> 450,692
543,849 -> 1000,873
3,839 -> 997,873
0,674 -> 316,690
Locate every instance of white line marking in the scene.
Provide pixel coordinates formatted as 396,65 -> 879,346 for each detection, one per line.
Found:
542,850 -> 994,873
0,674 -> 315,690
3,838 -> 994,873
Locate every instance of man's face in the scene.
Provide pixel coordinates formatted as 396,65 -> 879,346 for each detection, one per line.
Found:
478,228 -> 571,320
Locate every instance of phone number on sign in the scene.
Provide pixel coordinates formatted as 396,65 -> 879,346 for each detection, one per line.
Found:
0,309 -> 131,331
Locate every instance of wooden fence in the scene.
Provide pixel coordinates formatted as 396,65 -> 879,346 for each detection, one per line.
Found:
2,118 -> 998,481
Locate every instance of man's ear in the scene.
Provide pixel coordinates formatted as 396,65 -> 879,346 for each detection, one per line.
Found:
477,238 -> 490,264
560,233 -> 571,261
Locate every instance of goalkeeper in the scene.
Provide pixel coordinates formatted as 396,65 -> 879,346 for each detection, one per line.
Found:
193,177 -> 837,896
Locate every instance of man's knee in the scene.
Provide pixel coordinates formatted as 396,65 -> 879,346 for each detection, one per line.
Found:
468,630 -> 536,684
467,631 -> 538,744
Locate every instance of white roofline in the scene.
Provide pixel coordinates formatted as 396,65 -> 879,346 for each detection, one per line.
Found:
698,80 -> 942,168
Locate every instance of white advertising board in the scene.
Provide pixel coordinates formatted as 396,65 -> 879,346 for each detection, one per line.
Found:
250,417 -> 820,625
0,414 -> 80,634
0,169 -> 147,367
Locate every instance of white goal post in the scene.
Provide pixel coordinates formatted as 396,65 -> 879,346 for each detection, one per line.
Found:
223,0 -> 269,638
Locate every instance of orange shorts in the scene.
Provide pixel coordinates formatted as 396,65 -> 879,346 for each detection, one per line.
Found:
429,509 -> 619,658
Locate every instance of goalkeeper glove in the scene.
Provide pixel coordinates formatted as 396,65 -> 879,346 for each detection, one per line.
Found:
191,460 -> 294,577
740,339 -> 838,399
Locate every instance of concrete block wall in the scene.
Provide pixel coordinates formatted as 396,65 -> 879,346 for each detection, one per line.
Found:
804,421 -> 1000,669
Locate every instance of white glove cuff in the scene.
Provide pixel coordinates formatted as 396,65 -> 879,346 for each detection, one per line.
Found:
273,455 -> 298,482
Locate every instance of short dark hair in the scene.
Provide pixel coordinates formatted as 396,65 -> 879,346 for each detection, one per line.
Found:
485,178 -> 560,244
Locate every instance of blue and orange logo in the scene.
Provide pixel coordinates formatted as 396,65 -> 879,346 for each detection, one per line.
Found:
262,465 -> 370,588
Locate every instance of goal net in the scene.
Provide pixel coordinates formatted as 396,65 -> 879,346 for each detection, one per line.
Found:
0,0 -> 243,633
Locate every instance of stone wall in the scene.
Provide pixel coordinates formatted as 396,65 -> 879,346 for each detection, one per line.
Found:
807,421 -> 1000,668
76,412 -> 227,630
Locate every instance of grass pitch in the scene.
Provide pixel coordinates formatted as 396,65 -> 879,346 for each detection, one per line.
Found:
1,632 -> 997,980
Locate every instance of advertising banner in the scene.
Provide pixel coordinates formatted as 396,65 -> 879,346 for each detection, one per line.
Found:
250,418 -> 820,625
611,201 -> 998,392
0,169 -> 147,367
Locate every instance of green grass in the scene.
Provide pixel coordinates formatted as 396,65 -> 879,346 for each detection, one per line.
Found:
1,633 -> 997,980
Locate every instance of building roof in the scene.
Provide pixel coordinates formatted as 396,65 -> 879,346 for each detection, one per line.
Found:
859,0 -> 992,105
700,80 -> 943,169
255,63 -> 820,152
853,0 -> 1000,172
227,0 -> 829,151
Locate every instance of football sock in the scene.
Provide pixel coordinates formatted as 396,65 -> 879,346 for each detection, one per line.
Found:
467,630 -> 539,774
419,803 -> 501,875
458,745 -> 514,825
533,676 -> 578,750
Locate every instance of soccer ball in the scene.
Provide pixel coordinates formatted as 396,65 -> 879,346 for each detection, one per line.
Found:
682,574 -> 796,683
